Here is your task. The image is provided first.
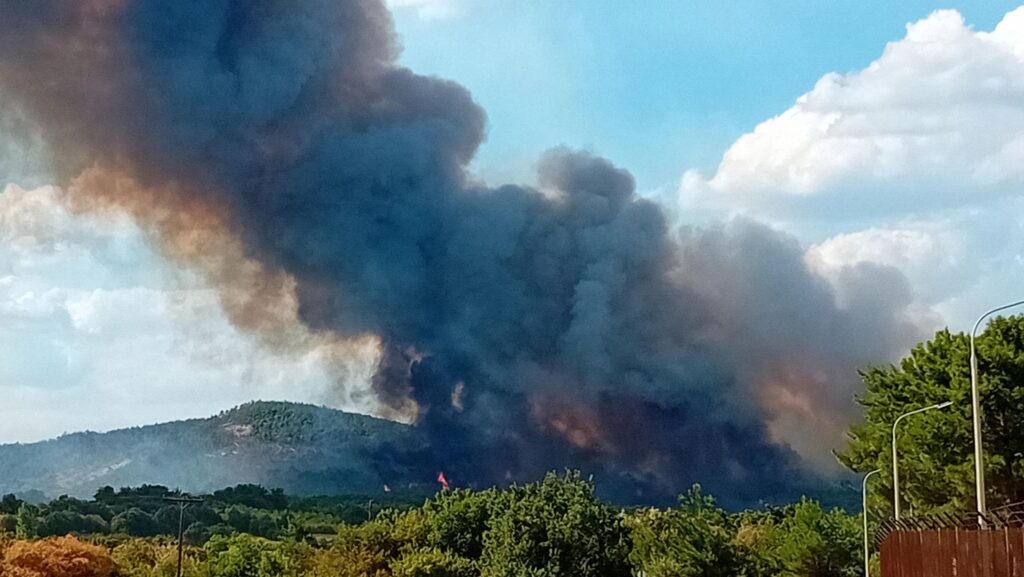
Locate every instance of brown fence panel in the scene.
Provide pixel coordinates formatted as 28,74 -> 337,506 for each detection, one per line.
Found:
882,528 -> 1024,577
996,528 -> 1011,577
1010,527 -> 1024,577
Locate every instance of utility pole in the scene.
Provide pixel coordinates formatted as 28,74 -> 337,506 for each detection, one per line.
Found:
163,494 -> 204,577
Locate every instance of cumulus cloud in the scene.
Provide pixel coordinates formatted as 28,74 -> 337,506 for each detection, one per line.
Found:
677,5 -> 1024,333
681,7 -> 1024,219
805,219 -> 967,303
0,184 -> 378,443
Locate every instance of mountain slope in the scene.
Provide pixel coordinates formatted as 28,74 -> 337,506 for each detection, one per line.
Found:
0,401 -> 428,499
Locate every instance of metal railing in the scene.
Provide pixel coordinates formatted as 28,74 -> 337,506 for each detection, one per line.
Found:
874,500 -> 1024,546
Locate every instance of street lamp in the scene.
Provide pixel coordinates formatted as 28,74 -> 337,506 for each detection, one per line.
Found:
862,469 -> 881,577
892,401 -> 953,519
970,299 -> 1024,520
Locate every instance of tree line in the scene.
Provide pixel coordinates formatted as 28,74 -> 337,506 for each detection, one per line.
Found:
0,473 -> 860,577
0,483 -> 417,543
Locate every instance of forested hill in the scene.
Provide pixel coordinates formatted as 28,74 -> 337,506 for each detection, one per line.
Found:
0,401 -> 429,500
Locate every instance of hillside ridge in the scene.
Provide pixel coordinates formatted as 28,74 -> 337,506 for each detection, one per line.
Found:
0,401 -> 426,500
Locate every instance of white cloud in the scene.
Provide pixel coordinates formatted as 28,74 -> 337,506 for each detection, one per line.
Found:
681,7 -> 1024,218
676,5 -> 1024,340
805,219 -> 965,298
0,184 -> 379,443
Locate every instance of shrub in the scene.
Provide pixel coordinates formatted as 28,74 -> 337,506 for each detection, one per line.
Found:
1,535 -> 114,577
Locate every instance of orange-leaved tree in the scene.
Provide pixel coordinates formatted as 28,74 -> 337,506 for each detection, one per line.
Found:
0,536 -> 113,577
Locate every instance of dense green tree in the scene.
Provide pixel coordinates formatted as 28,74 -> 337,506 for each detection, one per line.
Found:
37,510 -> 109,537
479,471 -> 631,577
111,508 -> 161,537
183,521 -> 212,545
627,485 -> 753,577
746,500 -> 861,577
191,504 -> 223,526
94,486 -> 116,503
838,317 -> 1024,514
1,493 -> 22,514
47,495 -> 113,521
0,513 -> 16,534
16,503 -> 39,539
249,515 -> 280,539
422,488 -> 508,560
204,533 -> 307,577
213,485 -> 288,510
153,504 -> 201,536
224,505 -> 255,533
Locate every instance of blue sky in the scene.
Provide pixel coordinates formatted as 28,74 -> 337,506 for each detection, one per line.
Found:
2,1 -> 1024,460
390,0 -> 1022,191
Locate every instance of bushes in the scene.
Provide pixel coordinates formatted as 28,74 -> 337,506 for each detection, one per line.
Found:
304,472 -> 631,577
627,488 -> 862,577
109,539 -> 200,577
0,516 -> 15,536
626,486 -> 754,577
204,534 -> 313,577
390,548 -> 476,577
0,535 -> 114,577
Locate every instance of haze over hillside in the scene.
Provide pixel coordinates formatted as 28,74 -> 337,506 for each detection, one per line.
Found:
0,402 -> 430,500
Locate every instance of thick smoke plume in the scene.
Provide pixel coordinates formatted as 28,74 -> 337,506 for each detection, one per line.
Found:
0,0 -> 923,504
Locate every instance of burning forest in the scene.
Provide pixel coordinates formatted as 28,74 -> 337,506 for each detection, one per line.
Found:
0,0 -> 925,505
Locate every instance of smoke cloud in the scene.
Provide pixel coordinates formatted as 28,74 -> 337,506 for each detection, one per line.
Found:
0,0 -> 923,504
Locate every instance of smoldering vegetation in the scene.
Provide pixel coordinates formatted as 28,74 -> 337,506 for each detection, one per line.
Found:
0,0 -> 923,504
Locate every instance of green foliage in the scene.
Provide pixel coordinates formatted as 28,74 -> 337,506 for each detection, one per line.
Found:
479,471 -> 631,577
0,513 -> 16,534
0,482 -> 408,544
110,539 -> 203,577
390,547 -> 477,577
15,503 -> 39,539
422,488 -> 508,559
204,533 -> 303,577
627,485 -> 752,577
747,500 -> 861,577
0,476 -> 868,577
112,508 -> 162,537
1,493 -> 22,514
37,509 -> 108,537
0,401 -> 424,503
212,484 -> 288,510
838,316 -> 1024,514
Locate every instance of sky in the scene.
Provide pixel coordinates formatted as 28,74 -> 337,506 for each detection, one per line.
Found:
1,0 -> 1023,450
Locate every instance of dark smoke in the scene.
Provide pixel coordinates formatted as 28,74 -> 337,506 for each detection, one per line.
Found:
0,0 -> 923,505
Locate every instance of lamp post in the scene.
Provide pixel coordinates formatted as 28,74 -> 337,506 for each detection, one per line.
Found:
892,401 -> 953,519
862,469 -> 880,577
970,300 -> 1024,521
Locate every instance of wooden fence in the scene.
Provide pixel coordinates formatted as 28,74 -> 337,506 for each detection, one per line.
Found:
880,527 -> 1024,577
